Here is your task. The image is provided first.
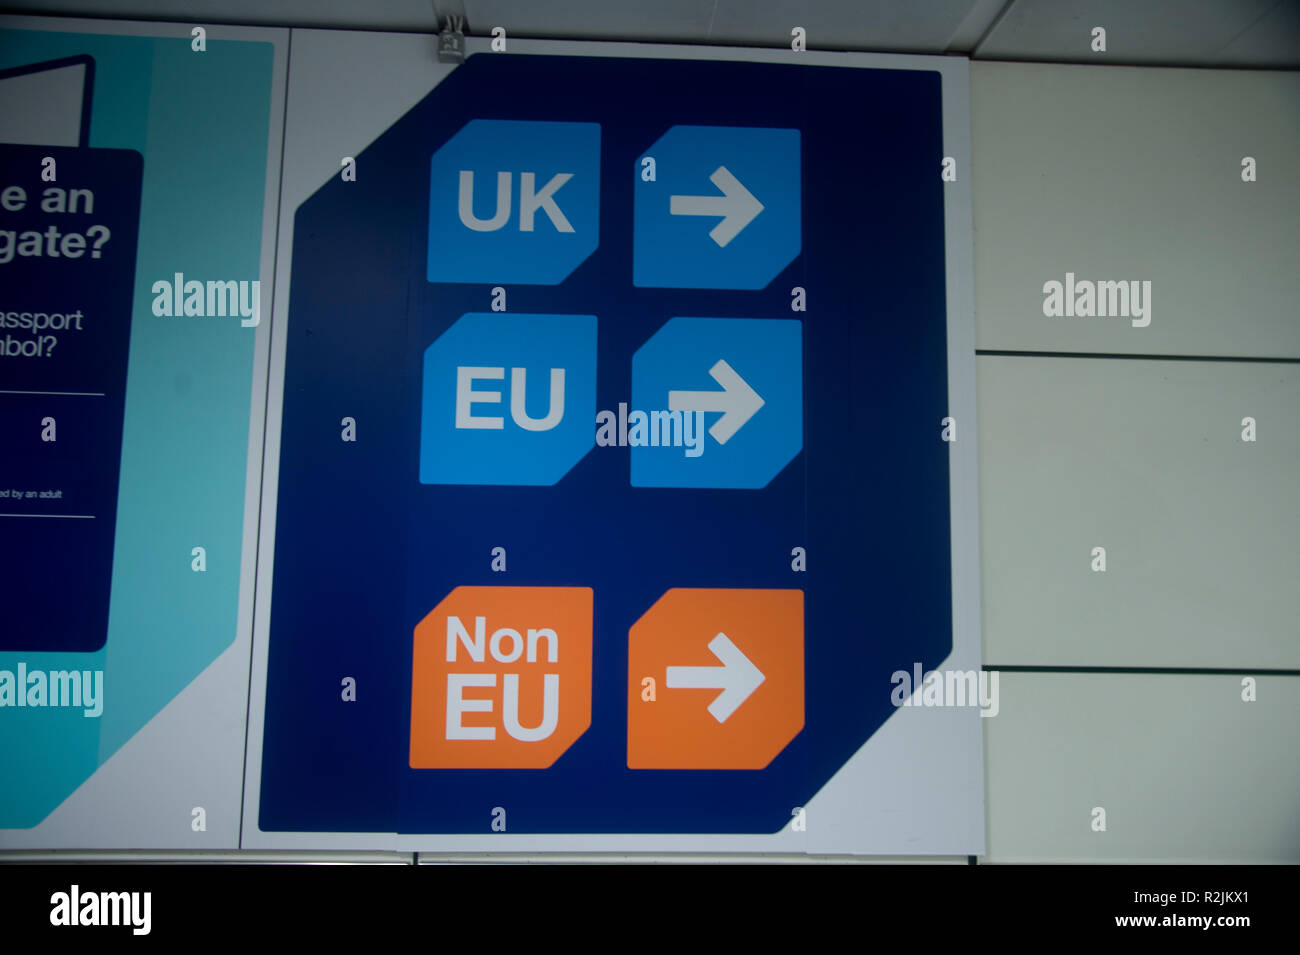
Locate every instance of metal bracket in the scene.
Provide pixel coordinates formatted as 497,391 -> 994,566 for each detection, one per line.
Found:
437,14 -> 466,64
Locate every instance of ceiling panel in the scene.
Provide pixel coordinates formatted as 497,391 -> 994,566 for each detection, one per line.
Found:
975,0 -> 1300,67
2,0 -> 997,51
463,0 -> 716,42
2,0 -> 1297,67
1211,0 -> 1300,66
703,0 -> 985,51
466,1 -> 991,51
0,0 -> 444,30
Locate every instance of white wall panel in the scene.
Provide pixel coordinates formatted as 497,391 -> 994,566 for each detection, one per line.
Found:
973,62 -> 1300,358
984,672 -> 1300,863
978,354 -> 1299,669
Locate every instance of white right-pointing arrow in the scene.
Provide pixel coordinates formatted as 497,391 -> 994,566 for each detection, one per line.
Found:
665,632 -> 766,724
669,165 -> 765,248
667,358 -> 764,445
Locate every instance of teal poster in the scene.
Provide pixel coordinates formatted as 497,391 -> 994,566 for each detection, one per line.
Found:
0,18 -> 283,845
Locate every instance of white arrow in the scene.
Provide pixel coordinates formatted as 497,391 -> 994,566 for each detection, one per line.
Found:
669,165 -> 764,248
665,632 -> 765,724
668,359 -> 764,445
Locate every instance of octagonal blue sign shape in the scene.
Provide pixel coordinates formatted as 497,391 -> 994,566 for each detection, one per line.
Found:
631,317 -> 802,488
419,312 -> 597,486
634,125 -> 801,289
427,119 -> 601,285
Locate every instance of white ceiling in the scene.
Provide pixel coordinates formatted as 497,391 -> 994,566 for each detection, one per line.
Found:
6,0 -> 1299,67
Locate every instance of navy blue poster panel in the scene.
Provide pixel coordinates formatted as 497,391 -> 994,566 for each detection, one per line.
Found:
259,54 -> 951,834
1,140 -> 142,653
